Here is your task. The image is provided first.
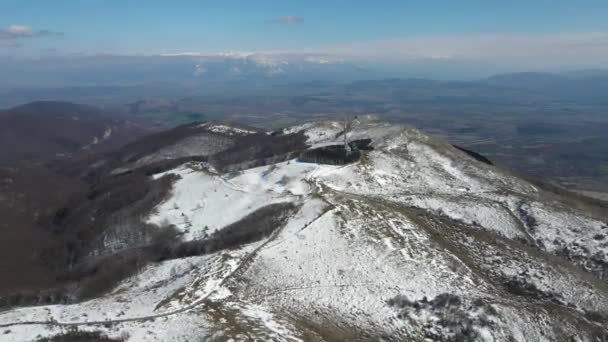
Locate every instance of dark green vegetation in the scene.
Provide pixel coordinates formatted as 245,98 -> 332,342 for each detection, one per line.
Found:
211,130 -> 308,172
0,171 -> 180,308
155,202 -> 298,260
452,145 -> 493,165
299,145 -> 361,165
36,329 -> 125,342
0,102 -> 151,294
298,139 -> 372,165
387,293 -> 499,341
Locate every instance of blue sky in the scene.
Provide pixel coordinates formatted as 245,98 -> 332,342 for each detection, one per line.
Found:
1,0 -> 608,66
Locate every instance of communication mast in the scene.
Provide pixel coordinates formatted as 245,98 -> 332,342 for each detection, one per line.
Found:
343,115 -> 351,152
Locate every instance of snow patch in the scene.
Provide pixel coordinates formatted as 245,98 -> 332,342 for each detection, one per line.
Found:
204,124 -> 257,136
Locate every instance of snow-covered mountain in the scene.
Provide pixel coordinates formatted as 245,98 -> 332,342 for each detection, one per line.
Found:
1,118 -> 607,341
182,53 -> 370,82
0,54 -> 373,89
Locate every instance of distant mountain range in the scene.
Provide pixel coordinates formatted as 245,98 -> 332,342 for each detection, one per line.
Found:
2,53 -> 607,88
0,54 -> 374,89
1,53 -> 608,108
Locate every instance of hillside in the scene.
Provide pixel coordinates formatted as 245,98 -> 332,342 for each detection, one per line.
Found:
0,101 -> 153,162
0,101 -> 155,295
0,119 -> 607,341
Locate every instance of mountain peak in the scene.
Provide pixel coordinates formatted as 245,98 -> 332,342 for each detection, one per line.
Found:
1,119 -> 607,341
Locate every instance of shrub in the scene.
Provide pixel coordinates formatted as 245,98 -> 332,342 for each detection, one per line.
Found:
155,202 -> 298,261
36,329 -> 125,342
299,145 -> 361,165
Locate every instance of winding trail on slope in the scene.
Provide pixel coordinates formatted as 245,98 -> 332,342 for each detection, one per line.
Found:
248,283 -> 377,299
0,203 -> 305,330
0,162 -> 343,330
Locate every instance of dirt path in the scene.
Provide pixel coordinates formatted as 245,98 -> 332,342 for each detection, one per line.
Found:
0,203 -> 304,330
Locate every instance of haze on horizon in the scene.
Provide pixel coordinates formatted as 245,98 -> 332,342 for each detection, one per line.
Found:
1,0 -> 608,80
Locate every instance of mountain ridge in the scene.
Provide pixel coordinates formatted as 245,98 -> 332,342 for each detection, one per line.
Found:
0,118 -> 607,341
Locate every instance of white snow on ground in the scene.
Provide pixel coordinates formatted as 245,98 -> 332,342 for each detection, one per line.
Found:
1,119 -> 607,341
147,161 -> 342,240
204,124 -> 257,136
118,133 -> 233,174
306,146 -> 489,198
147,164 -> 291,240
238,303 -> 303,341
82,127 -> 113,150
301,125 -> 606,262
403,195 -> 525,240
102,127 -> 113,140
518,201 -> 608,261
228,159 -> 342,196
234,199 -> 483,335
283,121 -> 343,145
1,311 -> 209,342
0,244 -> 259,342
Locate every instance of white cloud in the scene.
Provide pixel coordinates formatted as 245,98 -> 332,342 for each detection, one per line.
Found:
320,32 -> 608,66
162,32 -> 608,68
7,25 -> 34,36
8,29 -> 608,70
0,25 -> 63,40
